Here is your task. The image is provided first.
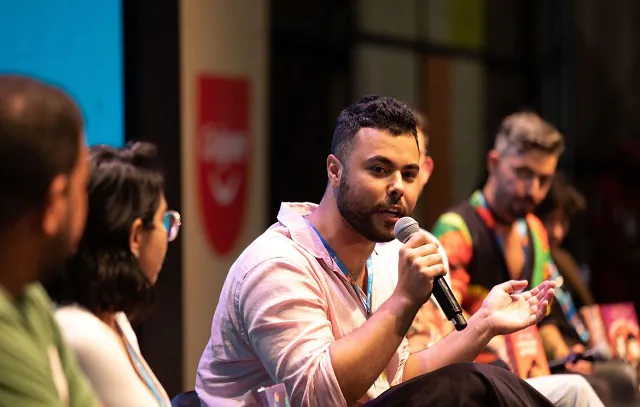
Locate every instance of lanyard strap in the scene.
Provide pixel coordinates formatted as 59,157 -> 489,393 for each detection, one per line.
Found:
547,265 -> 590,343
116,323 -> 168,407
305,219 -> 374,317
475,192 -> 529,267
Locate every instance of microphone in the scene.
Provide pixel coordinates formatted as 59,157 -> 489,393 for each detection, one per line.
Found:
394,217 -> 468,331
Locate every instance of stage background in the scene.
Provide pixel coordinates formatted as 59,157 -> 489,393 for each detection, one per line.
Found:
0,0 -> 124,147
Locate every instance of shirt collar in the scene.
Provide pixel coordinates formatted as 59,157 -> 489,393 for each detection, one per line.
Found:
470,189 -> 532,230
469,190 -> 499,229
276,202 -> 380,266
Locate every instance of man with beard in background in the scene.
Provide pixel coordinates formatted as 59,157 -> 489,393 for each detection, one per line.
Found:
196,96 -> 557,407
431,111 -> 563,318
429,111 -> 617,405
382,111 -> 604,406
0,76 -> 100,406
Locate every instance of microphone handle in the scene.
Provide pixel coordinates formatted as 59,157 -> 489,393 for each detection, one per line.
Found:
432,275 -> 467,331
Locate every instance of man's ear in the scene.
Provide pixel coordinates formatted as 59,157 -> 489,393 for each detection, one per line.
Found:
327,154 -> 343,188
129,218 -> 144,259
487,149 -> 500,173
420,155 -> 434,187
42,174 -> 69,238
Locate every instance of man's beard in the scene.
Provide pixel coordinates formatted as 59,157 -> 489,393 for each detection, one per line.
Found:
506,201 -> 530,221
495,182 -> 536,222
335,174 -> 397,243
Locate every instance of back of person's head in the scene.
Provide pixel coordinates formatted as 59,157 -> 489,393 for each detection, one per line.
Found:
494,110 -> 565,157
44,141 -> 166,320
331,95 -> 418,164
0,75 -> 83,232
411,109 -> 434,190
535,174 -> 586,220
413,110 -> 430,156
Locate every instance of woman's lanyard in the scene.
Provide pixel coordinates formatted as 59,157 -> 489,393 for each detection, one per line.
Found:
116,322 -> 168,407
305,219 -> 374,318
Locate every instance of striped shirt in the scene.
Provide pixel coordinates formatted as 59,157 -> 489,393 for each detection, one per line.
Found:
0,283 -> 99,407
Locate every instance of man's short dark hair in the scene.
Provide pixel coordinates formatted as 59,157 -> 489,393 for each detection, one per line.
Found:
0,75 -> 83,231
331,95 -> 418,163
43,142 -> 164,322
535,174 -> 586,220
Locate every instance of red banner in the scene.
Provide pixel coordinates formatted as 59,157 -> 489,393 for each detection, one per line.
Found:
197,75 -> 251,256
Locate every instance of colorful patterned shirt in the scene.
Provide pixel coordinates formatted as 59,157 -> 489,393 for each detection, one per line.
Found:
431,190 -> 589,344
0,283 -> 99,407
431,191 -> 552,313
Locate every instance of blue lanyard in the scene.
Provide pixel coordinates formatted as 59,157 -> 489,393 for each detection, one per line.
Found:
117,323 -> 168,407
305,219 -> 374,318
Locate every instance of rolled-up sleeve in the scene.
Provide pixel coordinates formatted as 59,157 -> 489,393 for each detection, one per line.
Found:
237,258 -> 347,407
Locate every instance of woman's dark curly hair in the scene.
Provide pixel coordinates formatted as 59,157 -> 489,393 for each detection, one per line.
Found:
43,141 -> 164,322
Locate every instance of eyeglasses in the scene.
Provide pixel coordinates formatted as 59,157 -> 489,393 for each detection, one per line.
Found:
163,210 -> 182,242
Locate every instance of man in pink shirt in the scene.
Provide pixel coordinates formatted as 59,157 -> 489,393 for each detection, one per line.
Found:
196,96 -> 556,407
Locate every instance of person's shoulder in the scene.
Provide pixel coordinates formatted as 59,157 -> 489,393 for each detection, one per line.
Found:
54,306 -> 113,346
55,306 -> 127,368
432,209 -> 471,236
23,282 -> 54,311
15,283 -> 61,337
231,222 -> 316,275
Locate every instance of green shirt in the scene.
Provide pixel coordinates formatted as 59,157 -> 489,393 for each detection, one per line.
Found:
0,282 -> 99,407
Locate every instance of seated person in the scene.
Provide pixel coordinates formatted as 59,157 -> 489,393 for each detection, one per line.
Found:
430,112 -> 622,406
0,75 -> 101,407
535,174 -> 640,405
405,109 -> 604,406
42,142 -> 181,407
381,235 -> 604,407
196,96 -> 558,407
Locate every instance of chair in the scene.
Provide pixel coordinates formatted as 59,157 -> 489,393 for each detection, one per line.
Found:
171,390 -> 201,407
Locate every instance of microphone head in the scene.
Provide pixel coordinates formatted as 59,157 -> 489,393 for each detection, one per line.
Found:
394,216 -> 420,243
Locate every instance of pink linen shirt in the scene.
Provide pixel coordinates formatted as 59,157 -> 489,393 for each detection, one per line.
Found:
196,202 -> 410,407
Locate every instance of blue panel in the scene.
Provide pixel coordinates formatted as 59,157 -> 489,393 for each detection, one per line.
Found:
0,1 -> 123,146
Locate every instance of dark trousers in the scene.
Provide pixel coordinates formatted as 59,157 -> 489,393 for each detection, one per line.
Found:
362,362 -> 553,407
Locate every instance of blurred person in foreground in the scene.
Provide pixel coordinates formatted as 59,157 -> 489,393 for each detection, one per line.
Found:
535,174 -> 640,406
196,95 -> 557,407
43,142 -> 181,407
0,75 -> 100,406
